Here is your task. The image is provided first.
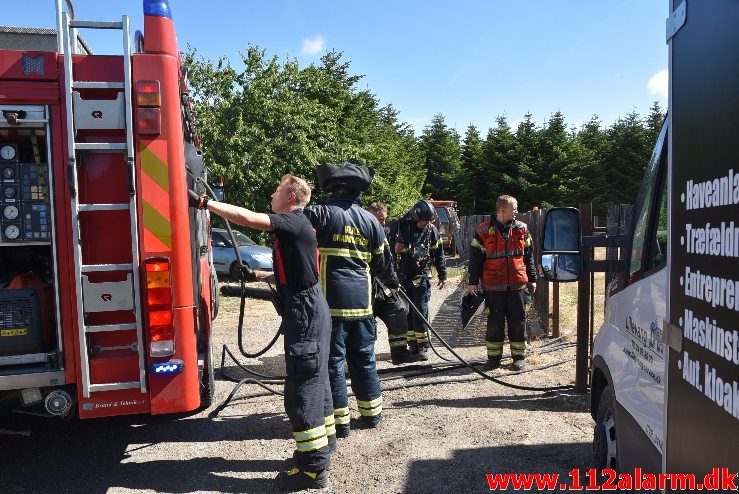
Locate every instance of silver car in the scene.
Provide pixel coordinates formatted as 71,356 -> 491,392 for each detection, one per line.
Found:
211,228 -> 273,280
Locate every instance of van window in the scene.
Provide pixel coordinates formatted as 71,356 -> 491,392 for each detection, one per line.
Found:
629,122 -> 667,278
648,175 -> 668,271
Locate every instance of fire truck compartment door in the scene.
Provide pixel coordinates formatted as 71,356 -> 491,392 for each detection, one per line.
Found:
82,274 -> 135,312
0,105 -> 47,128
73,92 -> 126,130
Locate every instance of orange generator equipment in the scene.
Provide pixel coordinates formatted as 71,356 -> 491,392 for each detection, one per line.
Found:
0,0 -> 218,419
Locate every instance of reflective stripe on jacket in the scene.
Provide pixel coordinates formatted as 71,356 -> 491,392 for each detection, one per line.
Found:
305,194 -> 398,319
472,219 -> 529,291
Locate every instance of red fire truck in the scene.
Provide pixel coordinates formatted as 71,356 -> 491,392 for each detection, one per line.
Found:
0,0 -> 218,419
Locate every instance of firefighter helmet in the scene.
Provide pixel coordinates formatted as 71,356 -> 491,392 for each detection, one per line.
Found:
410,200 -> 436,222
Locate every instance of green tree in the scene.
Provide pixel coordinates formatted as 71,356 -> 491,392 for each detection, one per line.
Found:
512,112 -> 539,211
480,116 -> 518,212
559,116 -> 608,212
459,124 -> 484,214
418,114 -> 461,200
531,111 -> 570,209
645,100 -> 666,145
604,110 -> 653,205
183,46 -> 424,227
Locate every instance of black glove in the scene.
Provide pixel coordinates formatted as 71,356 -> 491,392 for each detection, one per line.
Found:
238,263 -> 257,282
188,189 -> 208,209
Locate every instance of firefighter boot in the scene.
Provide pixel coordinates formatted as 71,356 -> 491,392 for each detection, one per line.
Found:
416,342 -> 430,361
335,424 -> 350,439
511,358 -> 526,371
484,356 -> 501,370
390,346 -> 415,365
408,340 -> 419,355
359,414 -> 382,429
276,467 -> 328,491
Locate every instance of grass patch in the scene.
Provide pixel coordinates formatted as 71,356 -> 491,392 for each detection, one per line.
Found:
549,247 -> 607,339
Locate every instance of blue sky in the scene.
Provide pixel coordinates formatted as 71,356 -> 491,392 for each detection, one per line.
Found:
5,1 -> 669,135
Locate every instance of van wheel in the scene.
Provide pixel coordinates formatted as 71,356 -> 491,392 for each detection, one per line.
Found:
593,385 -> 618,470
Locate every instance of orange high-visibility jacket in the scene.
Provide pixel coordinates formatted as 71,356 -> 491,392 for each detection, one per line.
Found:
469,219 -> 533,291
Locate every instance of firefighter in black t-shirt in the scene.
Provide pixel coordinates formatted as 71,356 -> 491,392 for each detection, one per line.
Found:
189,174 -> 333,491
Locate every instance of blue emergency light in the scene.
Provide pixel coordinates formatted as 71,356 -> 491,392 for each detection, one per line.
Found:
143,0 -> 172,19
151,359 -> 184,375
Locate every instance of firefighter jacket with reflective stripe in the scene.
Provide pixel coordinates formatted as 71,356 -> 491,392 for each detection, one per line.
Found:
468,218 -> 536,291
305,194 -> 398,319
389,218 -> 447,283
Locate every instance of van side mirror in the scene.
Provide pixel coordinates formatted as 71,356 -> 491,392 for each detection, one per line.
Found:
541,207 -> 582,282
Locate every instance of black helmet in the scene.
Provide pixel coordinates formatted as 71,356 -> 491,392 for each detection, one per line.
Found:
410,200 -> 436,222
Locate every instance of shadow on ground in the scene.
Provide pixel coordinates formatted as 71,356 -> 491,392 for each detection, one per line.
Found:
392,390 -> 588,414
405,441 -> 592,493
0,410 -> 292,494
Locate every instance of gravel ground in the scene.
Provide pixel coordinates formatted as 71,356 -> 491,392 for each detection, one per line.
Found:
1,277 -> 593,494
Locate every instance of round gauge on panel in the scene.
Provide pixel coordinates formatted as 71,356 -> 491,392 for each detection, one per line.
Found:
2,167 -> 14,179
4,224 -> 20,240
3,205 -> 18,220
3,186 -> 16,199
0,145 -> 16,161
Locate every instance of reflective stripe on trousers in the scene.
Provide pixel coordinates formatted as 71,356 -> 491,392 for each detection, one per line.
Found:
388,334 -> 407,348
324,414 -> 336,437
510,340 -> 527,357
333,406 -> 350,425
293,424 -> 329,452
485,340 -> 504,357
356,396 -> 383,417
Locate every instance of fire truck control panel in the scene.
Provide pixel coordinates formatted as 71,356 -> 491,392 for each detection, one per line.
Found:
1,135 -> 51,243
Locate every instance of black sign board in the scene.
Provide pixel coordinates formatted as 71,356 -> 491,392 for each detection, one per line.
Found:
666,0 -> 739,485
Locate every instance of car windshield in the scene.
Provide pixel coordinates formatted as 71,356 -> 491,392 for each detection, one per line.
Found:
216,231 -> 256,246
232,232 -> 256,246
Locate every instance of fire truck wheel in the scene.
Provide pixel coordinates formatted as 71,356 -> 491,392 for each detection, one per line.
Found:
199,340 -> 215,408
593,384 -> 619,471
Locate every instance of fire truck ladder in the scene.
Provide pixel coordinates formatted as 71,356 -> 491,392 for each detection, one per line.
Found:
61,12 -> 146,398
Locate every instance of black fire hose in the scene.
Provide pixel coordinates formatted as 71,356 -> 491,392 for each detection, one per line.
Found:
201,175 -> 575,407
196,180 -> 285,418
199,179 -> 284,360
221,356 -> 577,406
396,285 -> 575,392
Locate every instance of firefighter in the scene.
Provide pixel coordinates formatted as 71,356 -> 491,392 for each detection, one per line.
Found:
304,162 -> 398,438
366,202 -> 415,365
189,174 -> 334,491
389,200 -> 447,360
468,194 -> 537,371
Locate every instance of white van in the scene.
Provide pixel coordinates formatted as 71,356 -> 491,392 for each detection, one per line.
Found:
540,0 -> 738,486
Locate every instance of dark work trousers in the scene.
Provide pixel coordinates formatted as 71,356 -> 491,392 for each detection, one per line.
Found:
281,284 -> 334,472
373,289 -> 409,352
328,317 -> 383,428
402,278 -> 431,345
484,289 -> 527,360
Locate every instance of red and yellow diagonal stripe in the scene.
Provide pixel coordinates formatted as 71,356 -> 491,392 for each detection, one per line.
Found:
139,140 -> 171,251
